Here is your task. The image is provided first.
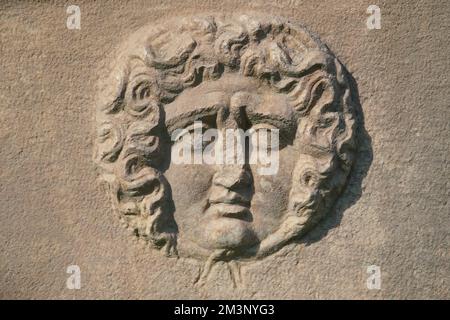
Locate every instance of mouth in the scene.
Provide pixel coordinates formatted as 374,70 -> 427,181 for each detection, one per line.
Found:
206,202 -> 252,222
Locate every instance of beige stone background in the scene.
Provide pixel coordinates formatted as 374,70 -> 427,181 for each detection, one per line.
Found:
0,0 -> 449,299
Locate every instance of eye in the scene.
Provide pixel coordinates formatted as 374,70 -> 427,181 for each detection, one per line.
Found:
248,124 -> 280,152
172,122 -> 213,152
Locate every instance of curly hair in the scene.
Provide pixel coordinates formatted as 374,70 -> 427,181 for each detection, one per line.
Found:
94,14 -> 358,259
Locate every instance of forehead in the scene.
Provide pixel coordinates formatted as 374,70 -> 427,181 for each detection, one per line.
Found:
165,74 -> 294,130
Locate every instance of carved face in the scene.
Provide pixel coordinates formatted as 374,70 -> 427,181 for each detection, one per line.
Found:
164,74 -> 298,255
94,14 -> 358,267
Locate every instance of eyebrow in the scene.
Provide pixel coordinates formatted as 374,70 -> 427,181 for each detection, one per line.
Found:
166,105 -> 221,134
165,89 -> 229,134
165,90 -> 296,136
245,110 -> 294,128
167,107 -> 296,140
244,110 -> 297,141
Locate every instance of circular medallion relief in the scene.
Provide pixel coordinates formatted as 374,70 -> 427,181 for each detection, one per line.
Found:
94,14 -> 359,281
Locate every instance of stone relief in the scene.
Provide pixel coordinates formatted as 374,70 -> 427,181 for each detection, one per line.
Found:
94,14 -> 360,284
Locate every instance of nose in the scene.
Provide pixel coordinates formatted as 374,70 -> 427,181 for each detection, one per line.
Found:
209,164 -> 253,205
212,164 -> 252,190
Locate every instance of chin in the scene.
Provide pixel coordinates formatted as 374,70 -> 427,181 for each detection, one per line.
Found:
199,218 -> 259,250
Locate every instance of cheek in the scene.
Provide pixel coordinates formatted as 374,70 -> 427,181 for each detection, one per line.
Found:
164,163 -> 214,207
250,147 -> 296,238
164,163 -> 215,242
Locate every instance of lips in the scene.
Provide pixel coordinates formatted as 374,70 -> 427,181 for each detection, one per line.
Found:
206,181 -> 253,221
206,202 -> 252,222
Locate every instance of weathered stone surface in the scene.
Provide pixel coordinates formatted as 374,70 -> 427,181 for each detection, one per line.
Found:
0,0 -> 448,299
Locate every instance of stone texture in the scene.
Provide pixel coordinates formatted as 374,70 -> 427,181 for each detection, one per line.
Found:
0,0 -> 449,299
